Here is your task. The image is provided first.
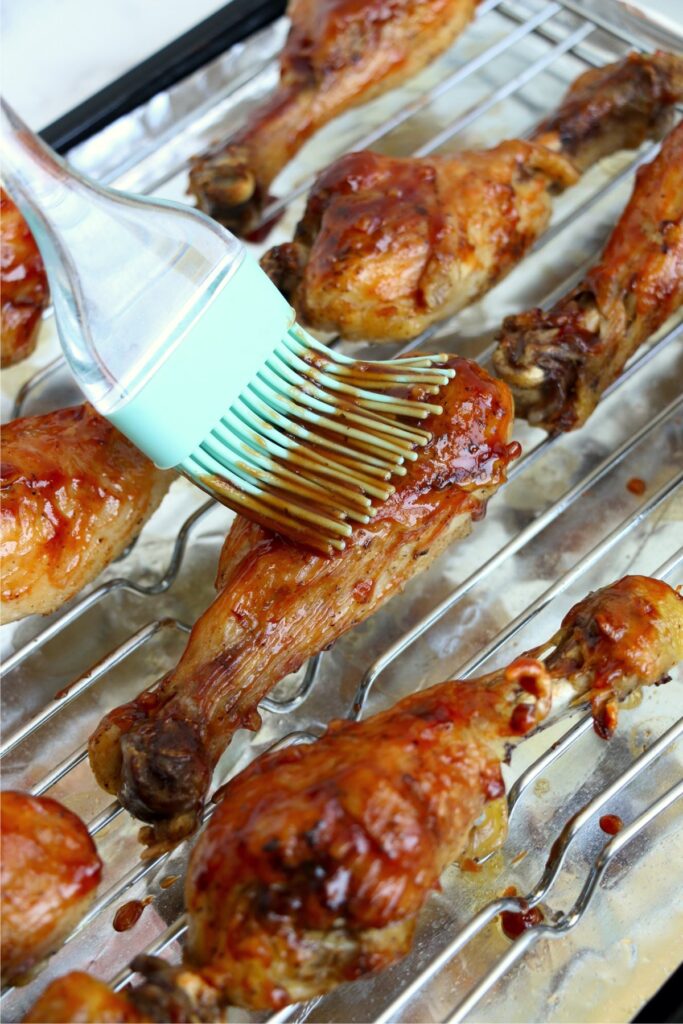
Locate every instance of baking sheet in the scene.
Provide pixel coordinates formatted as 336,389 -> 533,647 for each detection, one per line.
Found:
1,0 -> 682,1020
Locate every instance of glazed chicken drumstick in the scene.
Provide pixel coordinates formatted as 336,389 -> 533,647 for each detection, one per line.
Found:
1,791 -> 102,986
177,578 -> 683,1011
262,51 -> 683,341
493,121 -> 683,432
89,358 -> 518,850
1,188 -> 49,368
26,575 -> 683,1020
1,404 -> 172,623
188,0 -> 478,235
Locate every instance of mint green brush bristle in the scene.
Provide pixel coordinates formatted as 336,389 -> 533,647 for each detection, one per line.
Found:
1,99 -> 454,554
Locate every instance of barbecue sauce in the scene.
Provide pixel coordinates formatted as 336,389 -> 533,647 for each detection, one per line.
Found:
499,886 -> 544,940
599,813 -> 623,835
113,896 -> 152,932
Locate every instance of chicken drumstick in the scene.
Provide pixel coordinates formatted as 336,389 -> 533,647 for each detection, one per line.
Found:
1,404 -> 172,623
493,121 -> 683,432
89,358 -> 518,851
262,51 -> 683,341
1,188 -> 49,368
188,0 -> 478,235
1,791 -> 102,986
167,575 -> 683,1010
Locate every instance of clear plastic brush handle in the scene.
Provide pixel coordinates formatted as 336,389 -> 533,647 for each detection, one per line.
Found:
0,99 -> 454,501
0,98 -> 247,413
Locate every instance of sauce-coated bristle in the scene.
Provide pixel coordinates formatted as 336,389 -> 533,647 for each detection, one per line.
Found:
184,340 -> 454,554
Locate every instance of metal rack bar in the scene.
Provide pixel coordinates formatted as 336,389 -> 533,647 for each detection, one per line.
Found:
374,711 -> 683,1024
1,619 -> 189,758
20,618 -> 186,796
653,546 -> 683,580
30,748 -> 89,797
452,472 -> 682,680
446,779 -> 683,1022
260,653 -> 321,714
4,626 -> 317,810
97,55 -> 283,189
450,778 -> 683,1023
416,21 -> 593,156
555,0 -> 667,50
10,354 -> 63,419
2,499 -> 216,676
506,713 -> 593,813
498,1 -> 621,67
88,800 -> 125,838
527,137 -> 661,254
111,918 -> 189,991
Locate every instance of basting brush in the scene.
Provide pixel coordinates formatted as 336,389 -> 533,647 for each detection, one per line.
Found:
1,99 -> 453,553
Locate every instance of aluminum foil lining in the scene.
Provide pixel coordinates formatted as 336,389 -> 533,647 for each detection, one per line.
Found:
1,0 -> 682,1020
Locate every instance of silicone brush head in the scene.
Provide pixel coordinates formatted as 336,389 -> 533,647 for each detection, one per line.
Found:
182,329 -> 454,553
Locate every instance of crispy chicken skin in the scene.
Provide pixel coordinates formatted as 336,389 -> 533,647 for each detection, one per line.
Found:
1,792 -> 102,986
493,121 -> 683,432
89,358 -> 518,850
168,575 -> 681,1011
1,404 -> 172,624
188,0 -> 477,235
262,51 -> 683,341
23,973 -> 145,1024
1,189 -> 49,368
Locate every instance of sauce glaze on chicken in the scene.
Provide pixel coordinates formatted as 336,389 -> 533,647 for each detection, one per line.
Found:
1,404 -> 172,623
1,792 -> 102,986
493,121 -> 683,431
1,189 -> 49,368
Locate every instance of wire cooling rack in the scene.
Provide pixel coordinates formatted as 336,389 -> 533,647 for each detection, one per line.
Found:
1,0 -> 682,1020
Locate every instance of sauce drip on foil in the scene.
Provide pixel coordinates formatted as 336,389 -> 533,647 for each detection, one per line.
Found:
499,886 -> 544,940
599,813 -> 623,835
113,896 -> 152,932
